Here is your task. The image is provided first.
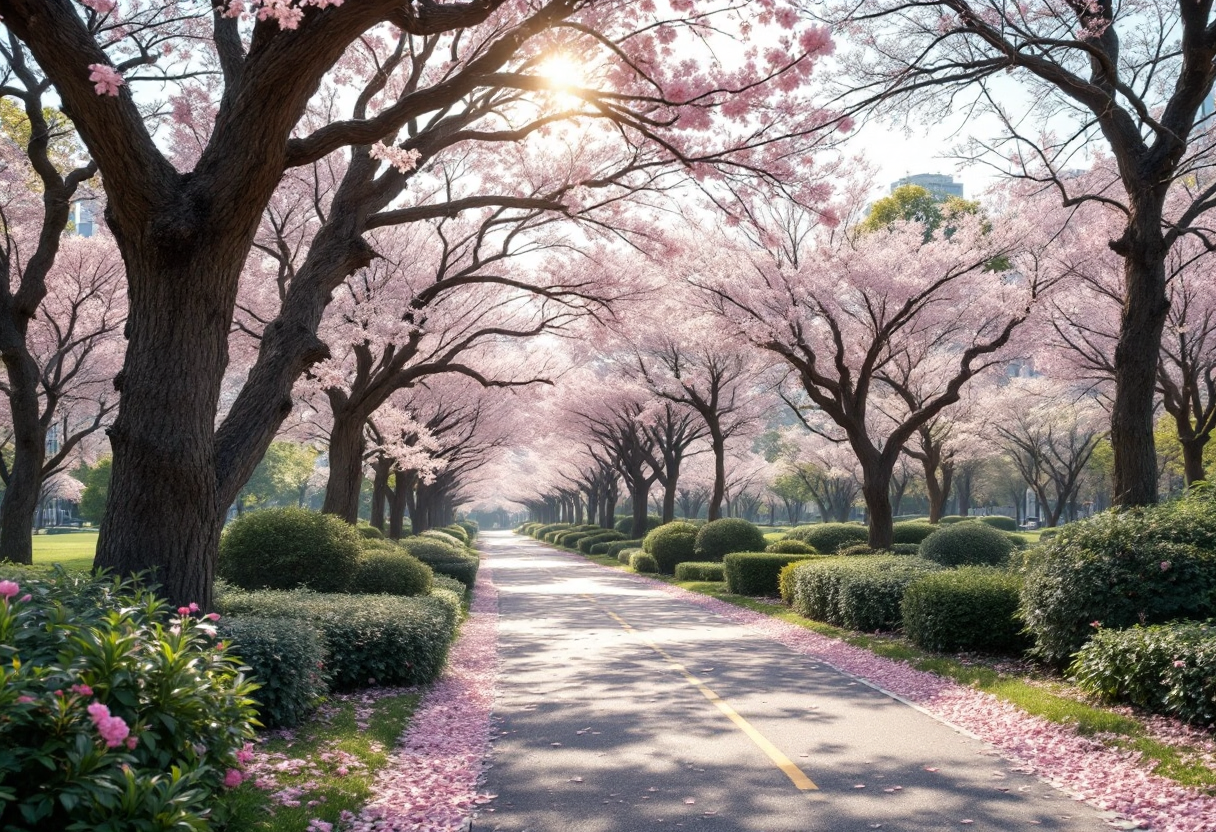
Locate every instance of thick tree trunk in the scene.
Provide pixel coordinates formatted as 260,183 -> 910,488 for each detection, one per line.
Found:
0,349 -> 45,565
661,475 -> 678,524
370,459 -> 391,531
388,477 -> 408,539
321,411 -> 366,523
707,422 -> 726,521
630,477 -> 650,539
1180,435 -> 1208,485
861,456 -> 894,550
923,457 -> 953,524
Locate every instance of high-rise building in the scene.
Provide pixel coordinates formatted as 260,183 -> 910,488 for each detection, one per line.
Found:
69,198 -> 96,237
890,173 -> 964,200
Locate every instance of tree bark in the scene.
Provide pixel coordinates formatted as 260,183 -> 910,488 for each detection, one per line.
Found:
388,474 -> 409,539
707,421 -> 726,521
861,457 -> 894,550
321,404 -> 367,523
370,458 -> 391,531
0,349 -> 44,564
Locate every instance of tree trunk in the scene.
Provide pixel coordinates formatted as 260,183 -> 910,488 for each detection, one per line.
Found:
1179,434 -> 1208,485
0,349 -> 45,565
661,473 -> 678,524
861,456 -> 895,550
922,457 -> 953,524
370,459 -> 391,531
630,476 -> 650,539
707,422 -> 726,521
388,476 -> 408,539
321,407 -> 366,523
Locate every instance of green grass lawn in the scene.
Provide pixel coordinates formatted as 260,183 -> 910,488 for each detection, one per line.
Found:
31,531 -> 98,570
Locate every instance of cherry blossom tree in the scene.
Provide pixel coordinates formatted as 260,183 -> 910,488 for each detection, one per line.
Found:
776,428 -> 863,523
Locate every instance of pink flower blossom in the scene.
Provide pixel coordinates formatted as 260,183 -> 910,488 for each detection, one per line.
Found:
1173,660 -> 1186,668
82,0 -> 117,13
224,768 -> 244,788
125,736 -> 138,750
87,64 -> 125,97
70,684 -> 93,697
0,580 -> 19,599
1090,620 -> 1102,628
1160,561 -> 1171,571
206,612 -> 221,622
18,594 -> 30,602
87,702 -> 130,748
16,695 -> 34,704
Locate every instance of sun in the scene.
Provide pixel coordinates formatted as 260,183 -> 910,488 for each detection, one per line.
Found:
536,53 -> 589,105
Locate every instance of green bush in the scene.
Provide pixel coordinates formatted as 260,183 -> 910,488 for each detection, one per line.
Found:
578,531 -> 625,554
724,552 -> 815,596
614,515 -> 662,535
0,570 -> 258,831
421,529 -> 466,548
644,522 -> 700,573
357,524 -> 386,540
398,537 -> 479,588
786,522 -> 869,554
779,561 -> 802,605
534,523 -> 570,539
901,568 -> 1027,653
589,541 -> 613,555
978,515 -> 1018,532
674,562 -> 726,582
455,519 -> 479,542
218,507 -> 363,592
1070,620 -> 1216,726
606,539 -> 645,558
891,543 -> 921,555
694,518 -> 767,561
220,616 -> 327,729
618,550 -> 637,564
431,574 -> 467,599
892,521 -> 938,544
788,556 -> 942,631
349,550 -> 433,597
838,544 -> 878,556
630,551 -> 659,573
919,521 -> 1014,567
1021,492 -> 1216,665
939,515 -> 967,524
765,539 -> 818,555
438,524 -> 469,545
216,588 -> 458,690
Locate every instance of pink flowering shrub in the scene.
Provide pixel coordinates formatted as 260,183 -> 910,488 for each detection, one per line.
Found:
0,568 -> 258,830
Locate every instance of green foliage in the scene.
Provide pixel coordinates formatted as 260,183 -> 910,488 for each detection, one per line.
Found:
723,552 -> 815,597
439,525 -> 469,545
349,550 -> 433,597
0,569 -> 258,831
674,562 -> 726,582
778,561 -> 802,605
606,539 -> 645,558
215,588 -> 458,691
238,442 -> 319,511
694,518 -> 766,561
578,531 -> 626,554
837,544 -> 878,556
533,523 -> 571,540
398,536 -> 479,588
357,525 -> 386,540
1021,491 -> 1216,665
77,456 -> 111,524
454,520 -> 479,542
218,507 -> 363,592
788,556 -> 942,631
644,522 -> 700,573
220,616 -> 327,729
938,515 -> 966,524
420,529 -> 465,548
901,568 -> 1027,653
629,551 -> 659,573
919,520 -> 1014,567
891,543 -> 922,555
786,522 -> 869,554
977,515 -> 1018,532
430,574 -> 467,600
618,550 -> 637,564
892,521 -> 938,544
765,539 -> 818,554
1070,621 -> 1216,726
614,515 -> 661,535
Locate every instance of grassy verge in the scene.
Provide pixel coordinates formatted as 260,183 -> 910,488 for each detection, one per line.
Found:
565,542 -> 1216,792
220,690 -> 420,831
32,532 -> 98,570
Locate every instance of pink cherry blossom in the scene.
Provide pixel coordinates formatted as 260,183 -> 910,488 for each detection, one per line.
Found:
0,580 -> 19,599
87,64 -> 125,97
224,768 -> 244,788
87,702 -> 130,748
70,684 -> 93,697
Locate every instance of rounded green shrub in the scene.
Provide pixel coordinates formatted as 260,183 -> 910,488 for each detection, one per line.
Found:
349,550 -> 434,597
644,522 -> 700,573
578,531 -> 626,554
399,537 -> 479,588
694,518 -> 766,561
674,561 -> 726,582
724,552 -> 815,596
939,515 -> 967,524
978,515 -> 1018,532
357,524 -> 386,540
534,523 -> 570,539
455,519 -> 479,542
765,539 -> 818,555
220,615 -> 327,729
1070,620 -> 1216,726
218,507 -> 363,592
838,543 -> 878,556
606,539 -> 644,559
901,567 -> 1027,653
439,524 -> 470,545
618,549 -> 637,564
786,522 -> 868,554
891,543 -> 921,555
615,514 -> 662,535
421,529 -> 466,548
630,551 -> 659,573
787,556 -> 942,631
892,521 -> 938,545
431,574 -> 467,599
919,521 -> 1014,567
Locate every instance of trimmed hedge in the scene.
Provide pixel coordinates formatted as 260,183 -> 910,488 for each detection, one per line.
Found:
349,549 -> 433,597
1070,620 -> 1216,726
578,531 -> 626,554
618,549 -> 638,564
891,543 -> 921,555
399,537 -> 479,588
455,519 -> 479,542
606,539 -> 645,558
892,521 -> 938,545
901,567 -> 1027,653
778,561 -> 802,605
978,515 -> 1018,532
431,574 -> 467,599
788,556 -> 941,631
615,515 -> 662,535
939,515 -> 967,524
644,522 -> 700,574
786,522 -> 869,554
919,521 -> 1014,567
219,507 -> 363,592
630,551 -> 659,573
421,529 -> 466,548
216,588 -> 459,690
220,615 -> 327,729
837,544 -> 877,557
694,518 -> 766,561
766,539 -> 818,555
674,562 -> 726,582
357,524 -> 386,540
724,552 -> 815,596
1021,492 -> 1216,665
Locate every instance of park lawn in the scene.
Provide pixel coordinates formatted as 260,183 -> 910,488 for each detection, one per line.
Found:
31,532 -> 98,570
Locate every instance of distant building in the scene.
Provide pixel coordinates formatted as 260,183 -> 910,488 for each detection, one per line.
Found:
890,173 -> 964,200
69,198 -> 96,237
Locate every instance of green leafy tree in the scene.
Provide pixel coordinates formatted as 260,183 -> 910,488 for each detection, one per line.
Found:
237,442 -> 320,512
77,457 -> 111,523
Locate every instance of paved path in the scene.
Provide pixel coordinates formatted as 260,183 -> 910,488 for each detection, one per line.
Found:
479,532 -> 1112,832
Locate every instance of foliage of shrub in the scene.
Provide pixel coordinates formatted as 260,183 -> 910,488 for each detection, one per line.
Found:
216,587 -> 458,690
892,521 -> 938,544
629,551 -> 659,573
218,507 -> 363,592
578,531 -> 625,553
1021,492 -> 1216,665
778,561 -> 802,605
644,522 -> 700,573
398,537 -> 479,588
590,541 -> 613,555
919,521 -> 1014,567
533,523 -> 570,539
357,524 -> 386,540
438,524 -> 469,545
455,519 -> 479,542
977,515 -> 1018,532
349,550 -> 433,597
614,514 -> 662,535
674,562 -> 726,582
891,543 -> 922,555
765,539 -> 818,554
421,529 -> 466,548
901,567 -> 1027,653
618,550 -> 637,564
606,539 -> 645,558
1071,620 -> 1216,726
694,518 -> 767,561
220,615 -> 327,729
786,522 -> 869,554
788,556 -> 942,631
837,544 -> 878,556
939,515 -> 967,524
431,574 -> 467,599
724,552 -> 815,597
0,570 -> 258,831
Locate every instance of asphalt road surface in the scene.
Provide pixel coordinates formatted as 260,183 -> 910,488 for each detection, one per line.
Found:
478,532 -> 1115,832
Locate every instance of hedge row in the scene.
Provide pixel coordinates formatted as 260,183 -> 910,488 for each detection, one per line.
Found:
724,552 -> 816,596
788,556 -> 943,632
674,562 -> 726,582
900,567 -> 1026,652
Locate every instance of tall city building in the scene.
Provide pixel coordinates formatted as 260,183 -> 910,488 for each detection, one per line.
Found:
889,173 -> 964,200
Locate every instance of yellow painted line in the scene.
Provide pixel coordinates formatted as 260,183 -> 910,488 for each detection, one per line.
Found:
597,604 -> 818,791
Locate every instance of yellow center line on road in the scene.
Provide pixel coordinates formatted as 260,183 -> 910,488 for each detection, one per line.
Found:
584,595 -> 818,792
